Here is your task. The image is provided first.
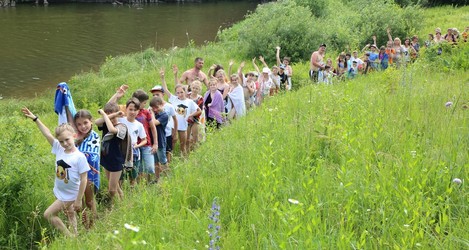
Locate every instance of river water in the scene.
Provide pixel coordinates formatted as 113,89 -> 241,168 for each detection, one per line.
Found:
0,2 -> 256,99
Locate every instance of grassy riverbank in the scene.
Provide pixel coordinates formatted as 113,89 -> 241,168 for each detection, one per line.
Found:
1,3 -> 468,249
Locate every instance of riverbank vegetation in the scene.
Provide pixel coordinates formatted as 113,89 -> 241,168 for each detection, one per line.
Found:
0,1 -> 468,249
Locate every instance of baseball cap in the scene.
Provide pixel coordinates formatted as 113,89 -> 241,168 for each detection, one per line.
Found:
279,64 -> 286,70
150,85 -> 164,93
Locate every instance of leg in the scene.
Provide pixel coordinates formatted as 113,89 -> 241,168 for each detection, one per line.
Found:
108,170 -> 123,201
190,123 -> 199,151
44,200 -> 74,237
178,130 -> 187,157
83,182 -> 97,229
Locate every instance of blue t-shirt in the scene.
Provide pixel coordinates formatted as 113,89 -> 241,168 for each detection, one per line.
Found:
76,130 -> 101,189
154,111 -> 169,148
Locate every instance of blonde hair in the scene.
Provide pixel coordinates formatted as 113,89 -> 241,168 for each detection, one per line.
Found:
190,80 -> 202,89
55,123 -> 76,137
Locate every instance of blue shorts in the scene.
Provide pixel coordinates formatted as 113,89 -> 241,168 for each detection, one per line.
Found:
166,136 -> 173,153
136,146 -> 155,174
154,147 -> 167,165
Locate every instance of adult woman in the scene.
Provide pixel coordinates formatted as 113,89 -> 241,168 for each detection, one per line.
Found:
387,28 -> 404,68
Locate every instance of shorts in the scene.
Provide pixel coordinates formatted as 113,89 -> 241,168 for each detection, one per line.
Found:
166,135 -> 173,153
103,163 -> 123,173
309,70 -> 319,83
154,147 -> 168,165
136,146 -> 155,174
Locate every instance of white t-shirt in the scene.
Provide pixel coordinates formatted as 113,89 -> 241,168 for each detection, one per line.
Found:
52,140 -> 90,202
168,95 -> 198,131
164,102 -> 176,137
118,118 -> 146,145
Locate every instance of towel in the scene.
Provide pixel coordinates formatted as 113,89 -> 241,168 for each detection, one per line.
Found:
54,82 -> 77,125
228,85 -> 246,118
204,90 -> 224,124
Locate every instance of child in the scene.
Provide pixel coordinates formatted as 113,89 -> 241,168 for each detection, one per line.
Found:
150,85 -> 178,164
237,62 -> 256,109
276,46 -> 293,90
227,74 -> 246,119
149,96 -> 169,182
95,102 -> 127,203
118,98 -> 148,186
186,80 -> 203,151
204,77 -> 225,129
21,107 -> 89,237
161,68 -> 200,157
347,61 -> 359,79
74,110 -> 100,229
132,90 -> 158,183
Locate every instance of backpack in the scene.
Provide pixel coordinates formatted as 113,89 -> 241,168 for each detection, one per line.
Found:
101,123 -> 134,170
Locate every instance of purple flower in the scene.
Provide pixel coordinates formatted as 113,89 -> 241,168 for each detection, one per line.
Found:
445,101 -> 453,107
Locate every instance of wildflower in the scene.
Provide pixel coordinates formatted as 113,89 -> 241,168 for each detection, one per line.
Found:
410,150 -> 416,158
141,240 -> 147,245
452,178 -> 462,184
124,223 -> 140,233
208,198 -> 221,250
404,224 -> 410,228
445,101 -> 453,107
113,230 -> 119,235
288,198 -> 299,205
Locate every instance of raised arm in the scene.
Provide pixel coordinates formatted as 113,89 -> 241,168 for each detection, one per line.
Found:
372,35 -> 377,47
21,107 -> 55,146
259,56 -> 269,69
97,109 -> 119,134
95,111 -> 122,127
108,84 -> 129,104
276,46 -> 281,66
173,65 -> 179,86
252,57 -> 260,74
161,68 -> 173,97
228,60 -> 234,78
237,61 -> 245,82
387,28 -> 393,42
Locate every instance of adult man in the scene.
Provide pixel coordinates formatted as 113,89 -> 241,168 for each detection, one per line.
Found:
309,44 -> 326,83
179,57 -> 209,89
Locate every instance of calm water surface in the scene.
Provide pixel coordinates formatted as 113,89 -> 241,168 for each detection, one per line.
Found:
0,2 -> 256,99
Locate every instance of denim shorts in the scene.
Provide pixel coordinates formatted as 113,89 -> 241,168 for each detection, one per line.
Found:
154,147 -> 167,164
136,146 -> 155,174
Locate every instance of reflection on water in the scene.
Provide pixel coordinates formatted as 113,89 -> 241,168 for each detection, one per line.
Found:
0,2 -> 256,99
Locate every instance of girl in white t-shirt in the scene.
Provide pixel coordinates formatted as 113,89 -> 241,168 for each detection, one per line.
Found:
22,107 -> 89,237
161,68 -> 200,157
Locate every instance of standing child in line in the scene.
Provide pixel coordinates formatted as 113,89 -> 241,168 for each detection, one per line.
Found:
74,110 -> 100,229
276,46 -> 293,90
95,102 -> 127,203
186,80 -> 203,151
118,98 -> 147,187
149,96 -> 169,182
150,85 -> 178,164
161,68 -> 200,157
132,90 -> 158,183
21,107 -> 89,237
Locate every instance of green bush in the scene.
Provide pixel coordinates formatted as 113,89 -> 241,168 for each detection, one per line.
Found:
219,0 -> 319,63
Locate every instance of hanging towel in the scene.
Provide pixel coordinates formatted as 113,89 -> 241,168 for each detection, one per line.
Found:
54,82 -> 77,125
228,85 -> 246,118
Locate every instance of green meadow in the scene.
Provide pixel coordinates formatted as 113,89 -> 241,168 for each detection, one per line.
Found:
0,2 -> 468,249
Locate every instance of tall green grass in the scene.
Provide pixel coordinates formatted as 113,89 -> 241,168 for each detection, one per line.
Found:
0,4 -> 468,250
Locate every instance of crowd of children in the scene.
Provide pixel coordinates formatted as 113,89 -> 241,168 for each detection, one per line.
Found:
310,26 -> 469,83
20,25 -> 467,236
20,49 -> 293,236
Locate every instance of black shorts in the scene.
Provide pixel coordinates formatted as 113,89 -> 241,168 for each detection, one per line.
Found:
309,70 -> 319,82
166,135 -> 173,153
